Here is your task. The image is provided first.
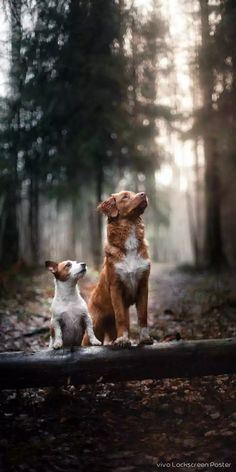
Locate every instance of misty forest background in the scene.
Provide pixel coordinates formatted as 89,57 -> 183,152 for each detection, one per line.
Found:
2,3 -> 236,468
1,0 -> 236,272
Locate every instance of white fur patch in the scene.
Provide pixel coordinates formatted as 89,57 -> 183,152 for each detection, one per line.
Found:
115,227 -> 150,299
114,331 -> 131,347
125,227 -> 139,251
50,265 -> 100,348
69,261 -> 86,279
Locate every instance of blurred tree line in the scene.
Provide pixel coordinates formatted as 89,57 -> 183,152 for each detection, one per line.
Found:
1,0 -> 236,270
189,0 -> 236,268
0,0 -> 170,268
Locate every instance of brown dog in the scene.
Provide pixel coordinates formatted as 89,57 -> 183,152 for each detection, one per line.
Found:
86,190 -> 153,347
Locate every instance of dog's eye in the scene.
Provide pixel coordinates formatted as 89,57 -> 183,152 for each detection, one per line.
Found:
65,262 -> 72,268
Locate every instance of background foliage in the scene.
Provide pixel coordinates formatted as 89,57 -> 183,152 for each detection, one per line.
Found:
1,0 -> 236,269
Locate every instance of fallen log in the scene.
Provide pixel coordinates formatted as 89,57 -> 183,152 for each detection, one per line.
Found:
0,338 -> 236,389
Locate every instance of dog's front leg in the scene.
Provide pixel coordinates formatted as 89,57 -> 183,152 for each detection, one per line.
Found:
48,336 -> 53,349
136,275 -> 153,345
51,318 -> 63,349
84,313 -> 101,346
110,285 -> 131,347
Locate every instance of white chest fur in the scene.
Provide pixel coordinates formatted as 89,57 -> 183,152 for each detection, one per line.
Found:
115,227 -> 149,299
52,281 -> 87,317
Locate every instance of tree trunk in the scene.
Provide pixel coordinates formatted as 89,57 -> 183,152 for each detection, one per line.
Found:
93,161 -> 103,269
199,0 -> 225,268
29,174 -> 40,266
0,338 -> 236,389
145,170 -> 159,261
186,190 -> 199,265
0,0 -> 23,267
204,138 -> 225,267
0,193 -> 19,268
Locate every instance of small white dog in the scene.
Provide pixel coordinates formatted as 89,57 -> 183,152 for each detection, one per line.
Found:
45,259 -> 101,349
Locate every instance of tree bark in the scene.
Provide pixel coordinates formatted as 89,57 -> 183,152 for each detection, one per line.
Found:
0,0 -> 22,267
199,0 -> 225,268
0,338 -> 236,389
29,174 -> 40,266
93,161 -> 103,269
0,192 -> 19,268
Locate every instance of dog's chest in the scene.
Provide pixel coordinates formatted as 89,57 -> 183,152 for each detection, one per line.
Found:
52,287 -> 87,316
52,294 -> 87,346
115,228 -> 149,298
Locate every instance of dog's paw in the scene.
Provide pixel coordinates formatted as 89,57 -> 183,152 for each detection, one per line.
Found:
90,337 -> 102,346
113,336 -> 131,348
139,327 -> 153,346
53,340 -> 63,350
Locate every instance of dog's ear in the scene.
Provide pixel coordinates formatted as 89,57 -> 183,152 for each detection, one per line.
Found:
45,260 -> 58,273
97,196 -> 119,218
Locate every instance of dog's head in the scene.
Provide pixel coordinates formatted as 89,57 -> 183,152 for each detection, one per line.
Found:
45,260 -> 87,282
97,191 -> 148,220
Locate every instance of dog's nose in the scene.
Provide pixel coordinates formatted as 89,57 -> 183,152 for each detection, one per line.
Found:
139,192 -> 146,198
80,262 -> 86,269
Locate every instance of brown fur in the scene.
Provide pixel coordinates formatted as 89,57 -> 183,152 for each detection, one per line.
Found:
84,191 -> 151,345
45,260 -> 72,281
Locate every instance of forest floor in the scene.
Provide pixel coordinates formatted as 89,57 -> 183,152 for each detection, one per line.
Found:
0,264 -> 236,471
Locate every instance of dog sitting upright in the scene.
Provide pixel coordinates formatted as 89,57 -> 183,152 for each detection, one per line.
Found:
45,260 -> 101,349
86,190 -> 153,347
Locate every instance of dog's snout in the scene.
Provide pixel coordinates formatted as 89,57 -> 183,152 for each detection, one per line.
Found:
80,262 -> 86,269
139,192 -> 146,198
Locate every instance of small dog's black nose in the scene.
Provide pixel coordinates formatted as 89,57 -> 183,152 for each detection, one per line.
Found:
80,262 -> 86,269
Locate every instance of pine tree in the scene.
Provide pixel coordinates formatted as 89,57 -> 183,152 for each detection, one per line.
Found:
0,0 -> 24,267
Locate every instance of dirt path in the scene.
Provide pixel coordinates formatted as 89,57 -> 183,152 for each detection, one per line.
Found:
0,265 -> 236,471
